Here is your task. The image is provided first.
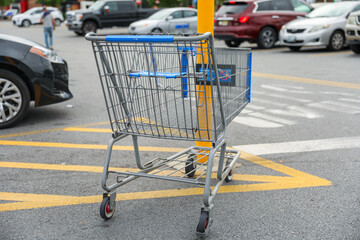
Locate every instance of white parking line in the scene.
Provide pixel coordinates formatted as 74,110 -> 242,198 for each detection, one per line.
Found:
307,101 -> 360,114
233,116 -> 283,128
248,112 -> 296,125
234,136 -> 360,155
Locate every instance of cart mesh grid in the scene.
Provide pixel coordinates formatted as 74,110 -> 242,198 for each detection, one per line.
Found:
91,36 -> 251,142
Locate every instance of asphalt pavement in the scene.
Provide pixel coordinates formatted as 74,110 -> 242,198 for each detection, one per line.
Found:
0,20 -> 359,240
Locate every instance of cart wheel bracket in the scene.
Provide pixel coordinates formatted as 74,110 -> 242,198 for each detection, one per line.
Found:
103,192 -> 116,210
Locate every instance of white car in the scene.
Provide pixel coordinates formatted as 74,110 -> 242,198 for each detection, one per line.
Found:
12,7 -> 64,28
128,7 -> 197,34
2,9 -> 18,19
279,2 -> 360,51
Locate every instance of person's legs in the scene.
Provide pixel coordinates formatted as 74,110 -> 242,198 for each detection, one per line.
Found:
44,27 -> 49,48
48,27 -> 53,49
44,27 -> 53,49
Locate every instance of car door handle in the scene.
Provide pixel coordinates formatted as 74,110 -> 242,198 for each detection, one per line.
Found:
272,15 -> 279,19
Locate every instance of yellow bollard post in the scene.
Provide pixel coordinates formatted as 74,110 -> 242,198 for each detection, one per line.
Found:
196,0 -> 214,163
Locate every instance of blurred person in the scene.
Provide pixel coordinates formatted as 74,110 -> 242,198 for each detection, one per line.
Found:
40,7 -> 56,50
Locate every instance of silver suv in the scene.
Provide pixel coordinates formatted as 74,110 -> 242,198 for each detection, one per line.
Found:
345,10 -> 360,54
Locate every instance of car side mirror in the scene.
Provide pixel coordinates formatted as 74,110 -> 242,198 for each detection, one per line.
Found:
103,6 -> 110,14
166,16 -> 173,21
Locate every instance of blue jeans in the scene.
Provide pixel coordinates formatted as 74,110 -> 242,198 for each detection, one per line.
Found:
44,27 -> 53,49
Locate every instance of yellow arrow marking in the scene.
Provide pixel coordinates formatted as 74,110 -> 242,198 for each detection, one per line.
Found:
0,151 -> 331,212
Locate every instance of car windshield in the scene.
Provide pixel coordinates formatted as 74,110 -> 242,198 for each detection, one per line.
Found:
217,2 -> 249,15
306,3 -> 353,18
88,1 -> 105,10
148,9 -> 172,20
24,8 -> 37,14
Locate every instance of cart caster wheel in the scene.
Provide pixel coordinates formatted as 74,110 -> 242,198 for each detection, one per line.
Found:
225,164 -> 236,182
196,211 -> 210,234
185,155 -> 196,178
100,196 -> 116,220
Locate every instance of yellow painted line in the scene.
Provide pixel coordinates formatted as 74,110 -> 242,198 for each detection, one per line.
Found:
0,140 -> 183,152
309,50 -> 352,57
0,161 -> 295,183
0,122 -> 108,139
253,72 -> 360,90
0,127 -> 65,139
0,151 -> 331,212
63,127 -> 112,133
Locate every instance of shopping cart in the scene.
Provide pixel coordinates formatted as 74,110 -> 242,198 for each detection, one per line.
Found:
85,32 -> 252,236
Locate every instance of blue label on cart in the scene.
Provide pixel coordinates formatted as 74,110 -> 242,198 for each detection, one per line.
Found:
196,64 -> 236,86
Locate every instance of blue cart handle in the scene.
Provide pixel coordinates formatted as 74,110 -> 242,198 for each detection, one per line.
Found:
85,32 -> 213,43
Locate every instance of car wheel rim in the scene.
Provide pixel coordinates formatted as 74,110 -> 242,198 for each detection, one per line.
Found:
84,23 -> 95,33
23,21 -> 30,27
0,78 -> 22,123
262,30 -> 274,47
332,33 -> 343,50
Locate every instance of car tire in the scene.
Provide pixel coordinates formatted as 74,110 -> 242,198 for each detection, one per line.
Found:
54,18 -> 61,26
289,46 -> 301,52
258,27 -> 276,49
349,44 -> 360,54
82,21 -> 97,35
151,28 -> 163,34
225,40 -> 242,48
327,30 -> 344,51
0,69 -> 30,129
22,19 -> 31,28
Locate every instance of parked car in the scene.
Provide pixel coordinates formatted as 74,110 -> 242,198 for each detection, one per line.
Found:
2,9 -> 18,20
214,0 -> 313,48
345,10 -> 360,54
0,34 -> 73,129
65,0 -> 157,36
128,7 -> 197,34
279,2 -> 360,51
12,7 -> 64,28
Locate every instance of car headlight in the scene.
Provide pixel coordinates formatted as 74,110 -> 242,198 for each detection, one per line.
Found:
29,46 -> 64,64
347,16 -> 356,25
136,23 -> 149,28
281,25 -> 286,32
309,24 -> 329,33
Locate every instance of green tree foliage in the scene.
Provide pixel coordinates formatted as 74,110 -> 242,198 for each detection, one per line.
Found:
0,0 -> 14,7
35,0 -> 65,7
148,0 -> 183,8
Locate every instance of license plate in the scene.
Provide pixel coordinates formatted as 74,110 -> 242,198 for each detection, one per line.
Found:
219,20 -> 228,26
287,36 -> 296,42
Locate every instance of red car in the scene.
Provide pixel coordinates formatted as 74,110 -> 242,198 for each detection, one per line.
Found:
214,0 -> 313,48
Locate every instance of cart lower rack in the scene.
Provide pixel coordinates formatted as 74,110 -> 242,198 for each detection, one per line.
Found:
86,32 -> 252,236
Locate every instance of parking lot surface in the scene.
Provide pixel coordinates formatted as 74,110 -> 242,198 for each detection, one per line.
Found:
0,20 -> 359,239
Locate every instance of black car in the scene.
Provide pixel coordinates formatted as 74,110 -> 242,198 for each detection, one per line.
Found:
0,34 -> 73,129
65,0 -> 157,36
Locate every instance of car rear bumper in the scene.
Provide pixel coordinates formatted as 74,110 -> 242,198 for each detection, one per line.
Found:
214,25 -> 256,41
